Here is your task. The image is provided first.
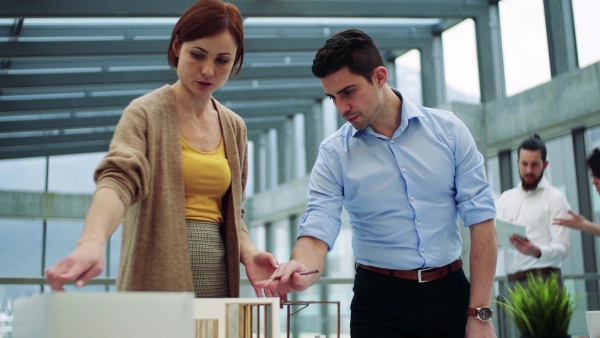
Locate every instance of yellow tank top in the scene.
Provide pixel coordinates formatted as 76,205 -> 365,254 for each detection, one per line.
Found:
181,136 -> 231,223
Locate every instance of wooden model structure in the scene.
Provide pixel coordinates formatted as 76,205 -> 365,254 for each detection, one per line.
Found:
12,293 -> 342,338
193,297 -> 280,338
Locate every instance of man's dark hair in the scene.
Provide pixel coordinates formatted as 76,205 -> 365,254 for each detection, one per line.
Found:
518,134 -> 547,162
588,147 -> 600,178
312,29 -> 384,83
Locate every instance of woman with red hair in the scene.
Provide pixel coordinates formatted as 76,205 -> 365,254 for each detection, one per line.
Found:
46,0 -> 278,298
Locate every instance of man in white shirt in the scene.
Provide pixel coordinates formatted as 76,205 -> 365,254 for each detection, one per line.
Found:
497,134 -> 570,282
496,134 -> 570,337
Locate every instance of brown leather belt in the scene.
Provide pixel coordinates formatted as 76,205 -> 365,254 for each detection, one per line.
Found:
507,267 -> 560,282
357,258 -> 462,283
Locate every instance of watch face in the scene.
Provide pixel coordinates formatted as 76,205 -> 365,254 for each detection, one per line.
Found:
478,307 -> 493,321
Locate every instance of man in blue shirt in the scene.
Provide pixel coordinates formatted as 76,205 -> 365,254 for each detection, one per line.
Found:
257,29 -> 498,338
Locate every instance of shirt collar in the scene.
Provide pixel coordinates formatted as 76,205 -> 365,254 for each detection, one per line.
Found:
351,88 -> 425,138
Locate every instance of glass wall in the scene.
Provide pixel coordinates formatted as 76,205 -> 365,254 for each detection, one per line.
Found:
395,49 -> 423,106
47,153 -> 105,193
0,151 -> 119,338
499,0 -> 551,97
442,19 -> 481,104
0,219 -> 43,323
486,156 -> 501,201
572,0 -> 600,68
0,157 -> 47,337
0,157 -> 46,191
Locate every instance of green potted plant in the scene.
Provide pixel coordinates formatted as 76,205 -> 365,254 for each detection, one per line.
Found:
497,272 -> 576,338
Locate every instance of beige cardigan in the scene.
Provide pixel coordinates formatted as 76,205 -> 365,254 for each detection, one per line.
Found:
94,85 -> 248,297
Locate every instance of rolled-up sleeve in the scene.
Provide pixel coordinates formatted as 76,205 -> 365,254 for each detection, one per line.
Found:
452,118 -> 496,226
297,143 -> 344,251
94,107 -> 151,208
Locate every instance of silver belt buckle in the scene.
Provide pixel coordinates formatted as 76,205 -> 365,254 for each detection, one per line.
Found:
417,267 -> 434,283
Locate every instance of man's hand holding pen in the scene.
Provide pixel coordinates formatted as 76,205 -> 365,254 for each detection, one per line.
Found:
269,269 -> 319,281
255,261 -> 320,306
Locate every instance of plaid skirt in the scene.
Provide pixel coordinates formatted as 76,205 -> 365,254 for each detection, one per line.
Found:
185,220 -> 230,298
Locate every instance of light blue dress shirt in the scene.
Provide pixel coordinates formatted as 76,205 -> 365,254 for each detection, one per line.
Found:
298,89 -> 496,270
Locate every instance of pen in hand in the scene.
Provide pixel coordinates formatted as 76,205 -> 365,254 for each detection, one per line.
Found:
270,269 -> 319,281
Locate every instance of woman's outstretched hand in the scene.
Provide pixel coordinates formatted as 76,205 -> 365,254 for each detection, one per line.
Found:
45,241 -> 105,291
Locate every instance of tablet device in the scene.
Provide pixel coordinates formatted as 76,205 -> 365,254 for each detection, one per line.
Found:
495,218 -> 527,247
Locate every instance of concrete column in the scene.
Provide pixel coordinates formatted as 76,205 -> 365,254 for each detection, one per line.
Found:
248,132 -> 265,194
284,117 -> 296,182
543,0 -> 578,77
385,56 -> 397,89
293,113 -> 307,178
419,36 -> 446,107
264,221 -> 275,255
499,149 -> 514,193
276,122 -> 292,184
304,102 -> 323,175
266,128 -> 278,189
474,2 -> 506,102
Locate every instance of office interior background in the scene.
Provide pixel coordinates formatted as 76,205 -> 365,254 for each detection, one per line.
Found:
1,0 -> 600,336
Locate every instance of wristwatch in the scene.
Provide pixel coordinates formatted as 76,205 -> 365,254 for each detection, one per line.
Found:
467,306 -> 493,322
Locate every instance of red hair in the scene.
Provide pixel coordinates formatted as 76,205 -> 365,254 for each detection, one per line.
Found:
168,0 -> 244,76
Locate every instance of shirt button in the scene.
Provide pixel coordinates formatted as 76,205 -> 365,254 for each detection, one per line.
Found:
417,221 -> 421,226
401,167 -> 406,172
410,196 -> 414,200
420,248 -> 425,252
391,139 -> 395,144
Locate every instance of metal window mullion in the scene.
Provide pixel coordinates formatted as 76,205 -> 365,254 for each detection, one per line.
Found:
572,128 -> 599,310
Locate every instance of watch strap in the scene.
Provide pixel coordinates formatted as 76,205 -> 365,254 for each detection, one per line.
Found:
466,308 -> 478,317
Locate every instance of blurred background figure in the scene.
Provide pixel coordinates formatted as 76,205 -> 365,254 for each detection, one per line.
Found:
554,147 -> 600,236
